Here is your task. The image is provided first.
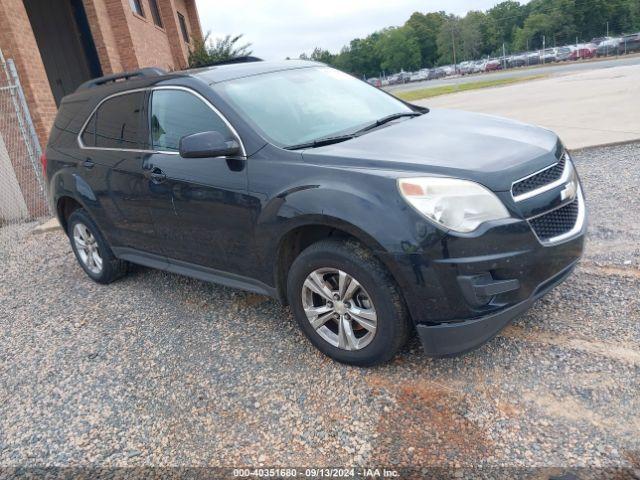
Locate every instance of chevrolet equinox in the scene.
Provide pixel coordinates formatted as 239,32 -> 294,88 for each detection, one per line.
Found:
45,60 -> 586,366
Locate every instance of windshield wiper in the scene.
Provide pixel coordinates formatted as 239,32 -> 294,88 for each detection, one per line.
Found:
284,112 -> 423,150
354,112 -> 423,135
284,133 -> 355,150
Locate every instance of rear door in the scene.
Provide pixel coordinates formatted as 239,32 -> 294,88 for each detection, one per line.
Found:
79,91 -> 161,254
143,87 -> 254,275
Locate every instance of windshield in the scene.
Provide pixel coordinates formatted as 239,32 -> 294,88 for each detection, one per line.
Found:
213,66 -> 413,148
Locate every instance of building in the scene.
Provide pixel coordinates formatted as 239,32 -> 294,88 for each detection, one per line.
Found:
0,0 -> 204,146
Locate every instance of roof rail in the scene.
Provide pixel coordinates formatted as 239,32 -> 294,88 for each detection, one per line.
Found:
77,67 -> 167,91
205,56 -> 263,67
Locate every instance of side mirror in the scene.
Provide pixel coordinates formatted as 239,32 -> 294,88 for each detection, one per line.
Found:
179,131 -> 240,158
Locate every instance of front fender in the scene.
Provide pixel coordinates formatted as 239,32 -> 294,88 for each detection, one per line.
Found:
258,179 -> 443,255
250,177 -> 445,294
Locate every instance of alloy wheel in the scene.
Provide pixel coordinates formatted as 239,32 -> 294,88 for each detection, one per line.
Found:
301,268 -> 377,351
73,223 -> 103,275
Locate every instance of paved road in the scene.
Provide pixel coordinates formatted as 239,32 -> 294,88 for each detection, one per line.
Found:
385,55 -> 640,93
1,144 -> 639,474
415,63 -> 640,150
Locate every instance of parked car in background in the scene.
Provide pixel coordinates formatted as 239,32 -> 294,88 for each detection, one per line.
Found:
526,51 -> 541,65
458,61 -> 474,75
473,60 -> 487,73
569,43 -> 596,60
596,38 -> 622,56
621,33 -> 640,54
428,67 -> 446,80
387,74 -> 399,85
440,65 -> 456,76
484,59 -> 502,71
556,47 -> 573,61
46,60 -> 586,366
409,71 -> 427,82
541,48 -> 559,63
367,77 -> 382,87
508,54 -> 527,68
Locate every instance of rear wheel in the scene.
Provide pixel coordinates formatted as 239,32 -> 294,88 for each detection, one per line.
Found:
67,209 -> 128,284
287,239 -> 411,366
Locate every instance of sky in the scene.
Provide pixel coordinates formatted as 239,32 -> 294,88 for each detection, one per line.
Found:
195,0 -> 511,60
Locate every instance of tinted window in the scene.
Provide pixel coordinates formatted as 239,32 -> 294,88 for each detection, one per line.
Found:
150,90 -> 232,152
93,92 -> 145,149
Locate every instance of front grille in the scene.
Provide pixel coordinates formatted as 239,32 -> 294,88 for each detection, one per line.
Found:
529,198 -> 579,241
512,154 -> 566,197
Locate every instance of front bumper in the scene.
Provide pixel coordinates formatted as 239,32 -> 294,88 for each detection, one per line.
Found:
416,260 -> 578,356
379,213 -> 586,357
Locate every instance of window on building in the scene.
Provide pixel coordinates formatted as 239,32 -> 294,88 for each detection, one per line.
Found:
82,92 -> 146,149
129,0 -> 145,17
177,12 -> 190,43
149,0 -> 163,27
150,90 -> 233,152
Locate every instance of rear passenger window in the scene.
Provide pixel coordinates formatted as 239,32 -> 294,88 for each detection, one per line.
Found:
150,89 -> 233,152
82,92 -> 146,149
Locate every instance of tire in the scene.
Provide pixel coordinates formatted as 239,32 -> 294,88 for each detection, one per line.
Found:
67,209 -> 128,284
287,239 -> 412,366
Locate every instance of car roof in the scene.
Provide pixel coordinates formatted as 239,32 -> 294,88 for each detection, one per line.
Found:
186,59 -> 321,85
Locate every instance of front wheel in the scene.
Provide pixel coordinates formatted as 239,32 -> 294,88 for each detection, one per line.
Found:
287,240 -> 411,366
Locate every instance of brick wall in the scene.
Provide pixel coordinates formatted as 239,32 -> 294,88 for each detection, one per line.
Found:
84,0 -> 202,74
0,0 -> 202,219
0,0 -> 57,145
83,0 -> 124,74
0,0 -> 56,217
0,0 -> 202,146
125,0 -> 177,71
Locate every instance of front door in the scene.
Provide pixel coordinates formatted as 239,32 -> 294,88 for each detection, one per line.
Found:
144,88 -> 255,275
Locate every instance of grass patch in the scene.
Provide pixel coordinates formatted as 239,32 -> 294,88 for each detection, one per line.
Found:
395,74 -> 547,102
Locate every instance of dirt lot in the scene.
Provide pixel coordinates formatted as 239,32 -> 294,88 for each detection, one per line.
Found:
1,143 -> 639,476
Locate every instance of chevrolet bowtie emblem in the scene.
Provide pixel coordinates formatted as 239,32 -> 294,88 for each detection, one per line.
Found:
560,180 -> 578,202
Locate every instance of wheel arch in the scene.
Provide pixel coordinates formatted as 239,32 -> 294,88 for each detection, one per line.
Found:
273,216 -> 404,306
56,196 -> 86,235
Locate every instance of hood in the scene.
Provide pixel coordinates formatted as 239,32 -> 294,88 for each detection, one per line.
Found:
302,108 -> 561,192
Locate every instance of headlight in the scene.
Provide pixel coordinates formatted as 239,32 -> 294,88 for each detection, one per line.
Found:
398,177 -> 510,233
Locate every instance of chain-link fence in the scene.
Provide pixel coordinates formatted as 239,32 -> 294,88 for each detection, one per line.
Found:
0,48 -> 49,233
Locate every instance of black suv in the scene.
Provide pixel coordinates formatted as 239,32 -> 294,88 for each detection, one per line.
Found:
45,60 -> 586,366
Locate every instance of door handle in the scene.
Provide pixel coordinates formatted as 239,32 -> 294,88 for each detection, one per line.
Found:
83,159 -> 95,169
146,167 -> 167,184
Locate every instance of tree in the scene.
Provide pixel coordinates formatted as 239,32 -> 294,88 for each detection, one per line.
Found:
404,11 -> 446,68
348,35 -> 383,78
485,1 -> 529,53
376,27 -> 421,73
299,0 -> 640,76
460,11 -> 487,60
188,33 -> 252,68
309,47 -> 335,64
436,15 -> 463,64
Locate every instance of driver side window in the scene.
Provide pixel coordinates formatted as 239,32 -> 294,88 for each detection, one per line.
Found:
150,89 -> 234,152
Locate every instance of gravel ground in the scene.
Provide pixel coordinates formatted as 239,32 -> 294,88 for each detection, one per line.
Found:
0,143 -> 639,477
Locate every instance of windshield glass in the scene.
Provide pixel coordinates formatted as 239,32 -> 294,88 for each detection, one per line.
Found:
213,66 -> 413,148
